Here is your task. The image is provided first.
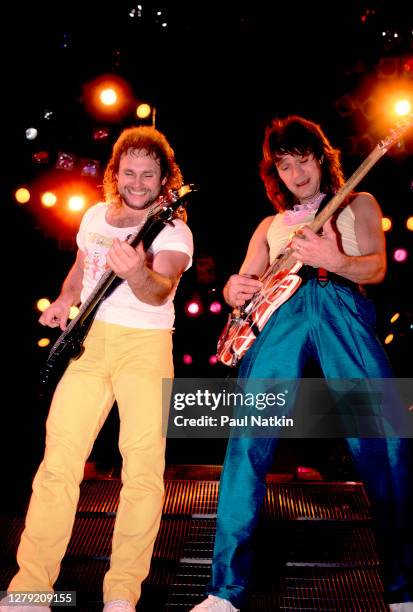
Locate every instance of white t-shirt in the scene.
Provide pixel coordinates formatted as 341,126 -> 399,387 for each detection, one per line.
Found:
76,202 -> 193,329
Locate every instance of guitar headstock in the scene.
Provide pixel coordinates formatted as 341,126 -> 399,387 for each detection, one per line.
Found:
149,183 -> 197,219
379,114 -> 413,150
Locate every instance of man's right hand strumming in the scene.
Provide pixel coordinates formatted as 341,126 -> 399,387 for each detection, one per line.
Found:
223,274 -> 262,308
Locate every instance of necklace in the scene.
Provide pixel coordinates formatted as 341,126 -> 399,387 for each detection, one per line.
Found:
283,193 -> 326,225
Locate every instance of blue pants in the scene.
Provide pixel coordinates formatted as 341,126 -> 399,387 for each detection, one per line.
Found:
209,280 -> 412,606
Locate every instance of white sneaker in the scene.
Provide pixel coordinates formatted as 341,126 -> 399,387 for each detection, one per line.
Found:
189,595 -> 239,611
0,594 -> 51,611
389,604 -> 413,611
103,600 -> 135,612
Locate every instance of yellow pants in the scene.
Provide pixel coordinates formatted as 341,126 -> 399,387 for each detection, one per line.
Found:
9,320 -> 173,605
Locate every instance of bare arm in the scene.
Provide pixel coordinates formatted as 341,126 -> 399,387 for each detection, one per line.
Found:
290,193 -> 386,284
334,193 -> 386,283
106,239 -> 190,306
223,216 -> 274,308
39,249 -> 85,330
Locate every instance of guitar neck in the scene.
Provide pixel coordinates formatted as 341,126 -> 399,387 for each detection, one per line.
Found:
309,144 -> 387,233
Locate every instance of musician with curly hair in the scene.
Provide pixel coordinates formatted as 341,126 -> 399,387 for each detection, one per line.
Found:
0,126 -> 193,612
191,116 -> 412,611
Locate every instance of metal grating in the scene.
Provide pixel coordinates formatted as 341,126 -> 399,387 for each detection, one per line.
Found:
177,522 -> 378,568
179,519 -> 216,563
67,512 -> 198,565
281,523 -> 379,567
152,519 -> 191,561
0,516 -> 24,557
164,465 -> 222,481
77,478 -> 121,513
0,561 -> 19,592
165,565 -> 386,611
0,468 -> 385,611
161,480 -> 371,521
162,481 -> 218,516
55,558 -> 110,595
264,482 -> 371,521
66,516 -> 114,558
163,465 -> 295,483
55,558 -> 178,610
165,563 -> 211,610
275,567 -> 387,611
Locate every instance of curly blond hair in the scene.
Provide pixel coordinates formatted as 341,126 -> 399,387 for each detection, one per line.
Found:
103,126 -> 183,208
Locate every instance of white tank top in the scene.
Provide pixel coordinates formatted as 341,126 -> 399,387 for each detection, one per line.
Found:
267,203 -> 361,263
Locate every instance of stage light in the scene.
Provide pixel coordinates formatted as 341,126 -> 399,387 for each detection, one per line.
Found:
136,103 -> 151,119
382,217 -> 392,231
100,88 -> 117,106
334,94 -> 357,117
196,255 -> 216,284
41,192 -> 57,207
56,151 -> 76,171
15,187 -> 31,204
209,355 -> 218,365
128,5 -> 143,19
37,298 -> 51,312
394,99 -> 412,116
360,95 -> 378,120
83,74 -> 134,122
93,127 -> 110,141
32,151 -> 49,165
384,333 -> 394,345
185,300 -> 201,316
393,248 -> 408,262
68,196 -> 86,212
25,127 -> 38,140
69,306 -> 79,319
390,312 -> 400,323
403,57 -> 413,74
377,57 -> 400,78
379,30 -> 401,53
406,216 -> 413,231
182,354 -> 193,365
38,338 -> 51,348
209,301 -> 222,314
80,159 -> 100,177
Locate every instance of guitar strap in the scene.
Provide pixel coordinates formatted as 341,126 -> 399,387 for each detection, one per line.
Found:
304,192 -> 341,288
300,192 -> 363,293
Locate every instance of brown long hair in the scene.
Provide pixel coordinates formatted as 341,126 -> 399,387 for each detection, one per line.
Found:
103,126 -> 183,208
259,116 -> 345,212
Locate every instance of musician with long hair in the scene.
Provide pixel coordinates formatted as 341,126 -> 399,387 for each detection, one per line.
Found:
190,116 -> 412,611
0,126 -> 193,612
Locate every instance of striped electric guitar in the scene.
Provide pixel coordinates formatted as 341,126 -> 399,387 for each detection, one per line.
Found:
217,116 -> 413,367
40,184 -> 195,391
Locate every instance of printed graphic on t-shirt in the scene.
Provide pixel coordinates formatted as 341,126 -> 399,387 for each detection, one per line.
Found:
87,232 -> 113,248
84,232 -> 112,283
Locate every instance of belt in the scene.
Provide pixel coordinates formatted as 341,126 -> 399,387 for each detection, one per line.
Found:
298,265 -> 365,295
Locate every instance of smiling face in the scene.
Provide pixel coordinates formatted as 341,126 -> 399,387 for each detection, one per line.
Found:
117,149 -> 166,212
275,152 -> 322,204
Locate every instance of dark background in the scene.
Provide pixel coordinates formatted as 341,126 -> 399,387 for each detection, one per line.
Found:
1,1 -> 412,496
